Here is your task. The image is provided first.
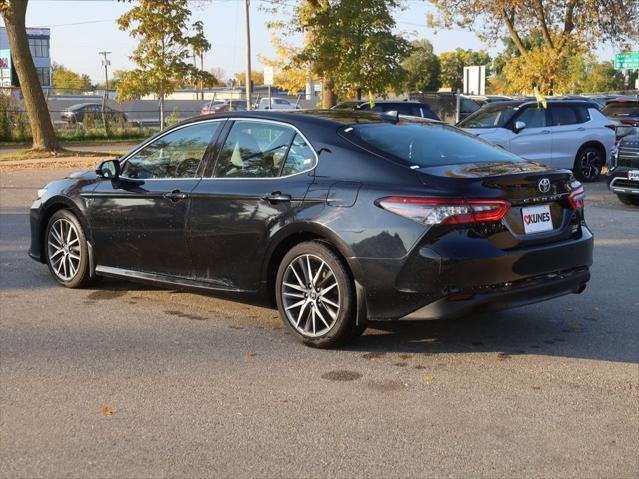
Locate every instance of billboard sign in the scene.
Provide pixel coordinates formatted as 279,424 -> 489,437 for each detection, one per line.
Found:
0,49 -> 12,88
463,65 -> 486,95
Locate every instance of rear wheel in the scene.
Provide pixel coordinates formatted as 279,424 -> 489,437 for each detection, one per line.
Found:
275,241 -> 363,348
574,145 -> 603,182
45,210 -> 97,288
617,194 -> 639,206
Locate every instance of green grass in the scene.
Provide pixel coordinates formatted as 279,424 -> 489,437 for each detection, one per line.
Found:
0,127 -> 157,147
0,148 -> 127,162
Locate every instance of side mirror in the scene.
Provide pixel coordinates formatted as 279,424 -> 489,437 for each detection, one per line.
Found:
513,121 -> 526,133
96,159 -> 120,180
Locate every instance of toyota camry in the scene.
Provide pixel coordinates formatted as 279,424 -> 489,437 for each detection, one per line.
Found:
29,110 -> 593,347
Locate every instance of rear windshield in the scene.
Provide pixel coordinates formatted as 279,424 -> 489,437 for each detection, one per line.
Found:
458,104 -> 518,128
341,122 -> 521,167
602,103 -> 639,118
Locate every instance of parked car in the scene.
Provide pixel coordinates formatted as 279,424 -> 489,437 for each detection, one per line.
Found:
200,100 -> 246,115
29,110 -> 593,347
466,95 -> 513,106
61,103 -> 127,124
458,100 -> 615,182
412,93 -> 482,123
256,97 -> 300,110
601,99 -> 639,140
331,100 -> 440,121
608,132 -> 639,206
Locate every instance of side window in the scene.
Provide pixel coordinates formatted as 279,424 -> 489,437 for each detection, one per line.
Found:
551,105 -> 578,126
574,106 -> 591,123
214,121 -> 295,178
281,134 -> 316,176
122,122 -> 220,179
516,106 -> 547,128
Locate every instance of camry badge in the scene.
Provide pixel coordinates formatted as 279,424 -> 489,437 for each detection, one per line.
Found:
538,178 -> 551,193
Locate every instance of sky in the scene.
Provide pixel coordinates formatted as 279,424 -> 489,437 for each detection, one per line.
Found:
1,0 -> 619,84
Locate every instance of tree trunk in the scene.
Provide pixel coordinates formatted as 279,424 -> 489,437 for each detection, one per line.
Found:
1,0 -> 59,151
356,88 -> 362,101
321,77 -> 337,109
159,91 -> 165,130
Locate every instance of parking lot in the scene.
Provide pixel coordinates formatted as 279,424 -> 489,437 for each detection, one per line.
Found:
1,166 -> 638,477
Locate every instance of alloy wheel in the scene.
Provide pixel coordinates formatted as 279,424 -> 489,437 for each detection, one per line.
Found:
579,150 -> 601,181
281,254 -> 341,338
47,218 -> 81,282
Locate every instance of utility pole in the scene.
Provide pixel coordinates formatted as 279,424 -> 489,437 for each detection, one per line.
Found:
99,51 -> 111,134
244,0 -> 252,110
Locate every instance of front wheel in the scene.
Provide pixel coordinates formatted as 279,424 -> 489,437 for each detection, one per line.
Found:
617,194 -> 639,206
275,241 -> 364,348
45,209 -> 97,288
574,146 -> 603,182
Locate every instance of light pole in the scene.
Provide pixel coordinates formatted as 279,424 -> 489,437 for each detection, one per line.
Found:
99,51 -> 111,133
244,0 -> 252,110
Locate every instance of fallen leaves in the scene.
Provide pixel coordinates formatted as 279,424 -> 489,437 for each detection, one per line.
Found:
245,351 -> 257,358
422,374 -> 434,382
100,406 -> 115,416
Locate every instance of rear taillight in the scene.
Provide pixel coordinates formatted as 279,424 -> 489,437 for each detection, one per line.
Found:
377,197 -> 510,225
604,124 -> 617,131
568,186 -> 585,210
620,119 -> 639,126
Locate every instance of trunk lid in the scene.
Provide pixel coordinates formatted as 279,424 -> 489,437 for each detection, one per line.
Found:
416,160 -> 580,247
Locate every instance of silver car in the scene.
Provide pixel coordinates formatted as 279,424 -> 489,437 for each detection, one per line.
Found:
459,100 -> 616,181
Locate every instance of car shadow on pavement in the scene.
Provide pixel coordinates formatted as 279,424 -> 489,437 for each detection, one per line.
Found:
345,310 -> 639,365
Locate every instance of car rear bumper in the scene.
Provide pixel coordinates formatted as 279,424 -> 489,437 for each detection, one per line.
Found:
354,226 -> 594,320
402,267 -> 589,320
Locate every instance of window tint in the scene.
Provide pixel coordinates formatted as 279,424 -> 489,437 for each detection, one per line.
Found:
281,134 -> 316,176
516,106 -> 546,128
601,103 -> 639,118
122,122 -> 220,179
342,122 -> 520,167
215,121 -> 295,178
574,106 -> 591,123
551,105 -> 579,126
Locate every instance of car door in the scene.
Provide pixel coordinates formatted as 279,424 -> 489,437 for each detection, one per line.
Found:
549,104 -> 583,169
508,105 -> 552,165
188,119 -> 317,291
88,120 -> 224,277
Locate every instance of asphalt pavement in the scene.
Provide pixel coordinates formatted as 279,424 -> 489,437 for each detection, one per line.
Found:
1,167 -> 638,478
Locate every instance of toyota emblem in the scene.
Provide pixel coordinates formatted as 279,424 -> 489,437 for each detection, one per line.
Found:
538,178 -> 551,193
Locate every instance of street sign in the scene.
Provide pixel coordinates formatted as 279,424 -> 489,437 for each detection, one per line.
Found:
614,52 -> 639,70
264,66 -> 274,86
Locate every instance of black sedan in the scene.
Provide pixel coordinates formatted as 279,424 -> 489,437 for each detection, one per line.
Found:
29,110 -> 593,347
61,103 -> 127,124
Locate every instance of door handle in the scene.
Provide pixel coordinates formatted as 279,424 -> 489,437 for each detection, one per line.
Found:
541,130 -> 551,134
577,127 -> 585,131
261,192 -> 292,203
163,190 -> 188,202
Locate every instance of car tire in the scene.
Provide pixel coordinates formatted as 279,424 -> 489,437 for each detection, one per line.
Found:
617,194 -> 639,206
45,209 -> 98,288
275,241 -> 363,348
574,145 -> 603,182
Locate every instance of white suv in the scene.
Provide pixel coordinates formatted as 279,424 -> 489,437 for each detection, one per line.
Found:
256,98 -> 301,110
459,100 -> 616,181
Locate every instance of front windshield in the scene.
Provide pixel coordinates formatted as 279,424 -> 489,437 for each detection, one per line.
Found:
341,122 -> 521,167
458,105 -> 518,128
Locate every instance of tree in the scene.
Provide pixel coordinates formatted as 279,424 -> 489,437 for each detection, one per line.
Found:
190,20 -> 211,100
265,0 -> 411,107
577,61 -> 626,93
439,48 -> 491,91
1,0 -> 58,151
234,70 -> 264,87
94,69 -> 128,92
117,0 -> 216,129
52,63 -> 92,94
428,0 -> 639,94
402,39 -> 441,93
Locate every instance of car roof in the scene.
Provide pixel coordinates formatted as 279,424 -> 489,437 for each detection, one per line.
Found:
178,109 -> 441,131
68,103 -> 100,110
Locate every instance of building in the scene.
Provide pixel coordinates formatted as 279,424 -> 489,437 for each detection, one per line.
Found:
0,26 -> 51,88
